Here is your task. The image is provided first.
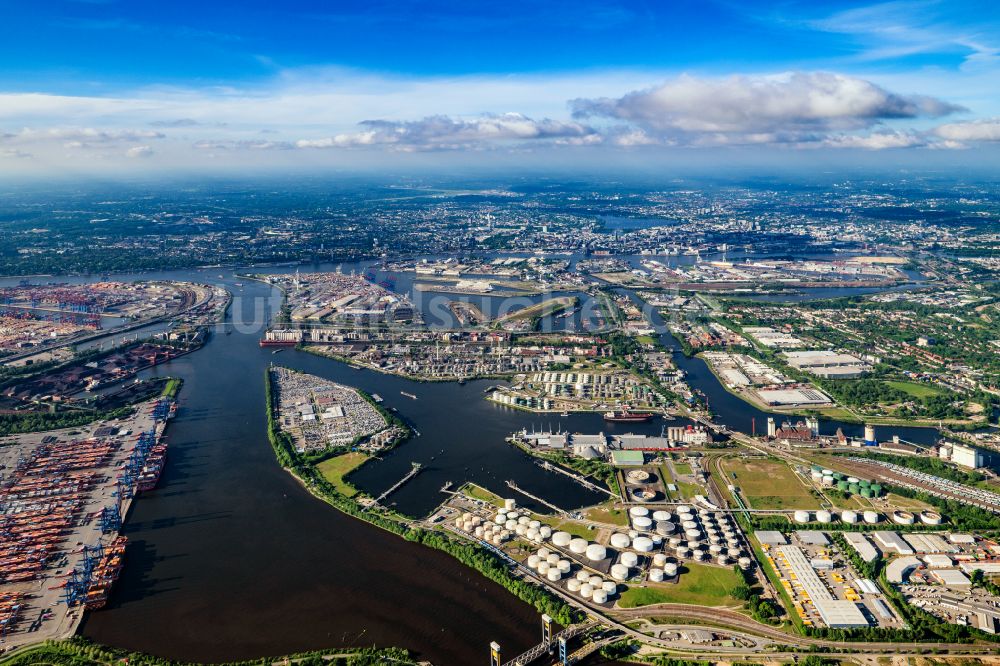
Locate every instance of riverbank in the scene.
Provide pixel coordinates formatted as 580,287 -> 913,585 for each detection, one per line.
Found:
297,344 -> 518,384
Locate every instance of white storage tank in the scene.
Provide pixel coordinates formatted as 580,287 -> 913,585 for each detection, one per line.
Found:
717,555 -> 729,566
539,526 -> 552,539
546,553 -> 560,566
586,544 -> 608,562
602,581 -> 617,594
892,511 -> 915,525
547,569 -> 562,582
920,511 -> 942,525
576,570 -> 591,582
685,529 -> 701,539
816,510 -> 833,523
863,511 -> 880,524
475,526 -> 485,538
538,547 -> 551,560
629,506 -> 650,517
676,547 -> 690,559
655,521 -> 675,536
505,519 -> 518,531
633,536 -> 654,552
504,498 -> 516,511
794,510 -> 811,524
842,510 -> 859,524
633,516 -> 653,530
738,557 -> 753,570
664,562 -> 678,577
567,579 -> 582,592
552,531 -> 573,548
494,513 -> 506,525
591,589 -> 608,604
526,528 -> 540,542
580,584 -> 594,599
527,555 -> 540,569
537,561 -> 550,575
528,520 -> 541,530
727,547 -> 741,558
653,510 -> 671,522
515,524 -> 527,536
610,564 -> 630,581
649,568 -> 664,582
709,544 -> 723,555
694,550 -> 708,561
620,552 -> 639,568
557,560 -> 572,574
569,538 -> 588,554
518,516 -> 530,526
653,553 -> 668,567
588,575 -> 603,587
610,533 -> 631,549
682,520 -> 698,530
669,537 -> 682,547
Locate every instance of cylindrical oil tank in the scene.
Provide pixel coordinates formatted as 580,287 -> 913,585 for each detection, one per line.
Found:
676,504 -> 691,514
629,506 -> 650,517
649,568 -> 664,582
842,510 -> 858,524
557,559 -> 571,574
589,575 -> 603,587
539,526 -> 552,539
738,557 -> 752,570
656,521 -> 675,536
537,561 -> 549,575
633,516 -> 653,530
822,475 -> 834,486
685,528 -> 701,539
664,562 -> 678,577
653,510 -> 671,522
921,511 -> 942,525
547,569 -> 561,582
864,511 -> 880,524
526,528 -> 540,542
567,579 -> 582,592
669,537 -> 682,546
515,524 -> 527,536
591,589 -> 608,604
653,553 -> 668,567
727,547 -> 741,558
682,520 -> 698,530
620,552 -> 639,568
569,538 -> 588,554
709,544 -> 723,555
686,540 -> 700,549
518,516 -> 530,526
528,520 -> 541,530
633,536 -> 654,552
610,533 -> 631,549
474,526 -> 485,538
816,510 -> 833,523
893,511 -> 915,525
546,553 -> 560,566
505,519 -> 518,531
677,547 -> 690,559
602,581 -> 617,594
610,564 -> 630,581
694,550 -> 707,561
794,510 -> 811,523
494,513 -> 506,525
492,534 -> 502,545
709,536 -> 722,545
552,531 -> 572,547
576,570 -> 590,582
580,584 -> 594,599
527,555 -> 540,569
717,555 -> 729,566
538,547 -> 551,559
586,544 -> 608,561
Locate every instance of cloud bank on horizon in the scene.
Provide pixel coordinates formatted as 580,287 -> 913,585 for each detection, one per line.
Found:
0,0 -> 998,172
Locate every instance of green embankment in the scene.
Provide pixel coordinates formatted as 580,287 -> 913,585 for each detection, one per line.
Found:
617,563 -> 743,608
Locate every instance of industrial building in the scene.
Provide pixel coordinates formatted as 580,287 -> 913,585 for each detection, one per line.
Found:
776,545 -> 870,628
843,532 -> 879,563
782,350 -> 871,379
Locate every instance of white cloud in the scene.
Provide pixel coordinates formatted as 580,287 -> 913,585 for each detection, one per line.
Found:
822,131 -> 927,149
296,113 -> 596,151
932,117 -> 1000,141
571,72 -> 962,144
126,145 -> 153,158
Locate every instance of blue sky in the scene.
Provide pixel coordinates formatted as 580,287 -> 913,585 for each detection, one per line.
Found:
1,0 -> 999,173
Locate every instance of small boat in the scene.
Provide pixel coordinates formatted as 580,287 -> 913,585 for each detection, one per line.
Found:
560,411 -> 569,417
272,349 -> 283,354
400,391 -> 417,400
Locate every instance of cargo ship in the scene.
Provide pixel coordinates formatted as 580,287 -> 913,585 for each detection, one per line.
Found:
137,443 -> 167,493
603,408 -> 655,423
83,536 -> 127,610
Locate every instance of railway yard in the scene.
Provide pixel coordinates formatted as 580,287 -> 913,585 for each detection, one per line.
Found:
0,396 -> 175,647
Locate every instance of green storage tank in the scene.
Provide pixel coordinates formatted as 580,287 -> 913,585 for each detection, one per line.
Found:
859,480 -> 871,488
837,480 -> 849,491
861,488 -> 874,498
833,472 -> 845,481
811,465 -> 823,473
871,484 -> 883,496
849,483 -> 860,493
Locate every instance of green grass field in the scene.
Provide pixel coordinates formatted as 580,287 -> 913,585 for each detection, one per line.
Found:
885,380 -> 945,399
673,462 -> 693,476
462,482 -> 505,507
722,458 -> 821,510
582,503 -> 630,527
617,563 -> 743,608
316,452 -> 369,498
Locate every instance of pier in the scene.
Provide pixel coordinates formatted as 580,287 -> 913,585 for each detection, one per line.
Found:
369,462 -> 423,507
533,459 -> 617,498
505,481 -> 567,516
